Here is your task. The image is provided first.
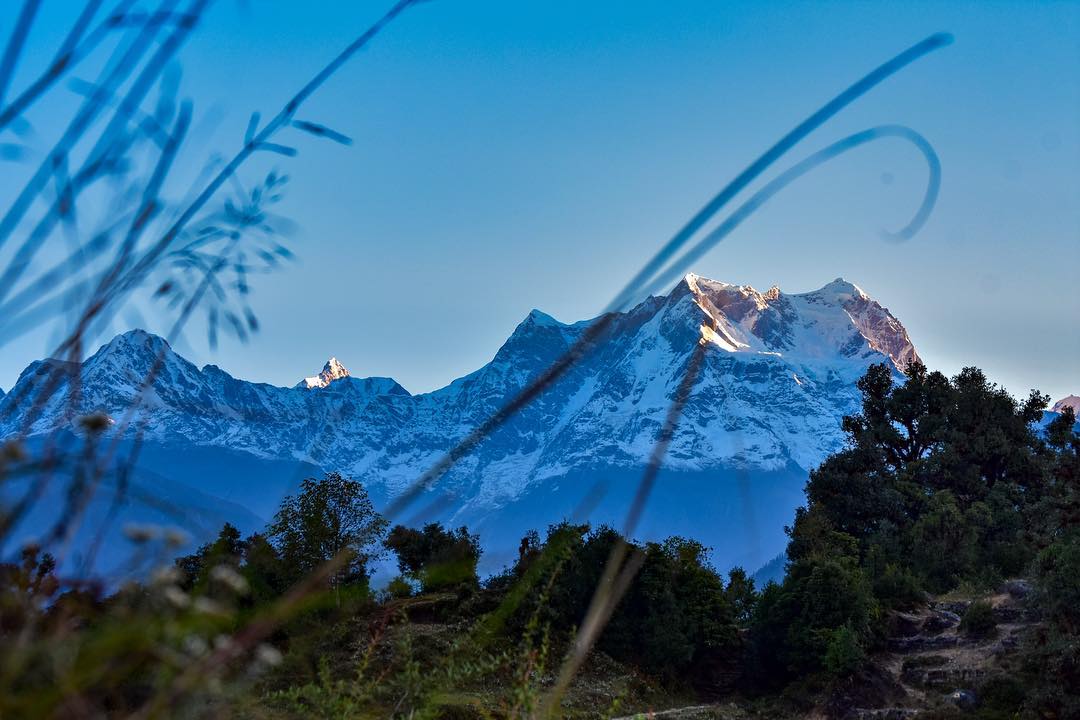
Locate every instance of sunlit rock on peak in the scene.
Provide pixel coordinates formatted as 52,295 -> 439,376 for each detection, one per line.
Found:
1051,395 -> 1080,415
298,356 -> 350,389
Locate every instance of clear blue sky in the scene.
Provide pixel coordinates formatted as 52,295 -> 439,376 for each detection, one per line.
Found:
2,0 -> 1078,402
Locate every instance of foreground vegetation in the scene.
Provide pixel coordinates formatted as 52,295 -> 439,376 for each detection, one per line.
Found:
1,362 -> 1078,718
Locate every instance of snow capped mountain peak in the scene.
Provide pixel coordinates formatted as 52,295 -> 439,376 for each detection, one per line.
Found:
299,356 -> 350,389
525,309 -> 563,328
96,328 -> 171,357
1052,395 -> 1080,415
818,276 -> 868,299
81,328 -> 182,382
672,274 -> 919,370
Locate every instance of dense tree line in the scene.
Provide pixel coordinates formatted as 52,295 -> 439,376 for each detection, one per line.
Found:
487,523 -> 745,692
169,484 -> 752,698
2,362 -> 1077,717
747,363 -> 1080,715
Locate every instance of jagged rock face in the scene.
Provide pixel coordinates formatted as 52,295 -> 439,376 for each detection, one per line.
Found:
0,274 -> 919,568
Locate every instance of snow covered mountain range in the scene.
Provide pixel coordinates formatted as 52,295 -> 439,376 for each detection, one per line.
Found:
1,274 -> 923,573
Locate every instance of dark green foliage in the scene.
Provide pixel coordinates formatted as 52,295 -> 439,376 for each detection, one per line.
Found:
865,545 -> 923,606
267,472 -> 388,590
824,624 -> 865,677
242,532 -> 290,606
796,361 -> 1060,594
496,523 -> 742,692
1020,629 -> 1080,719
493,523 -> 608,636
1035,533 -> 1080,636
754,552 -> 878,680
175,522 -> 245,592
959,600 -> 997,638
907,490 -> 977,593
725,566 -> 758,627
384,522 -> 482,593
626,538 -> 741,689
1017,409 -> 1080,716
753,361 -> 1080,701
975,675 -> 1026,720
0,546 -> 59,634
385,575 -> 414,599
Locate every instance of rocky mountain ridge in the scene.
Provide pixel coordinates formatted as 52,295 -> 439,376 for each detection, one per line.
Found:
0,274 -> 921,571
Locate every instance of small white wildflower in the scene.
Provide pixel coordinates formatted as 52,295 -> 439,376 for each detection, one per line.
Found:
151,566 -> 182,585
183,635 -> 209,657
210,565 -> 249,594
193,597 -> 228,617
122,523 -> 160,543
163,527 -> 190,547
254,644 -> 283,667
213,634 -> 233,651
162,585 -> 190,608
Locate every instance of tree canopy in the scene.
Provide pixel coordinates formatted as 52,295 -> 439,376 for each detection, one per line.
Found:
267,472 -> 388,590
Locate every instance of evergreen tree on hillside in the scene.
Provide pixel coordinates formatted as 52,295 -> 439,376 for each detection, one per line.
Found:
384,522 -> 482,592
725,567 -> 757,627
267,472 -> 388,592
799,361 -> 1050,591
753,362 -> 1079,699
497,524 -> 742,692
175,523 -> 246,592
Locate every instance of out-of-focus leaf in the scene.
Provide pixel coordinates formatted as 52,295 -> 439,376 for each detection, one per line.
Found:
0,143 -> 27,161
291,119 -> 352,146
257,142 -> 297,157
207,307 -> 219,349
245,112 -> 260,145
66,76 -> 97,96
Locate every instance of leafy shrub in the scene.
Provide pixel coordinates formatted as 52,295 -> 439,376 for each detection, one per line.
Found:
1020,631 -> 1080,719
498,524 -> 742,691
386,575 -> 414,599
870,561 -> 924,607
384,523 -> 482,593
1035,535 -> 1080,634
959,600 -> 997,638
976,675 -> 1026,720
824,624 -> 865,677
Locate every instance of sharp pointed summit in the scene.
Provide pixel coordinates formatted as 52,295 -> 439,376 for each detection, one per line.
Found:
299,356 -> 350,389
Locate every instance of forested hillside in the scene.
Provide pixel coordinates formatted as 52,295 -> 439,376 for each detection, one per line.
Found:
2,362 -> 1077,718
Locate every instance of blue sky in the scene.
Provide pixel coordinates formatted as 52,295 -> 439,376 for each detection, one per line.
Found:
2,0 -> 1078,402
